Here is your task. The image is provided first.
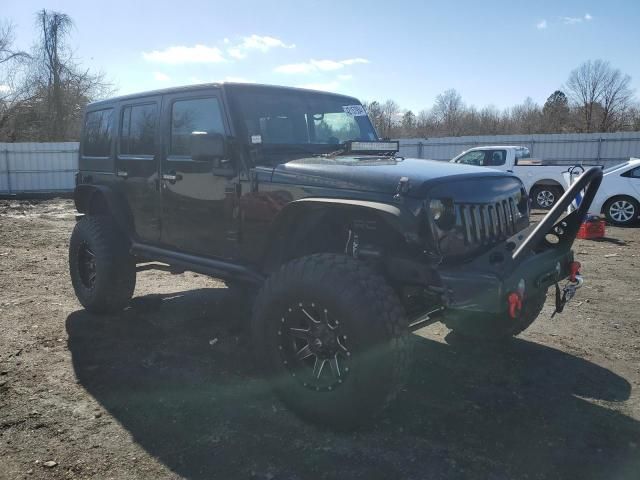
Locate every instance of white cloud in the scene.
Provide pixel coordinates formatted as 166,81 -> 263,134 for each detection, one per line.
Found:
296,81 -> 341,92
275,58 -> 369,74
562,14 -> 593,25
536,19 -> 547,30
143,45 -> 226,64
562,16 -> 582,24
153,72 -> 170,82
337,74 -> 353,81
0,84 -> 10,93
227,35 -> 294,59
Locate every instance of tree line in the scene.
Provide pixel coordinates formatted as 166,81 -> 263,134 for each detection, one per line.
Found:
1,10 -> 639,142
365,60 -> 639,139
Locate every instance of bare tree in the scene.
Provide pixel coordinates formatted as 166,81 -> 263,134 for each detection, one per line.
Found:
0,21 -> 30,69
432,89 -> 465,136
599,67 -> 633,131
1,10 -> 113,141
566,60 -> 607,132
379,100 -> 400,138
0,21 -> 30,138
36,10 -> 76,139
509,97 -> 542,134
565,60 -> 633,132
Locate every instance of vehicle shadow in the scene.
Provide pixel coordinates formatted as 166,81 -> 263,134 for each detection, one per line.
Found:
590,236 -> 628,245
66,288 -> 640,480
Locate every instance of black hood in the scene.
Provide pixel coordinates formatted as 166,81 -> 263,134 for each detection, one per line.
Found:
270,155 -> 515,197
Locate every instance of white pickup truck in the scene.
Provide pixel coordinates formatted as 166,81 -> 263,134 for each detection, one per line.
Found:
450,146 -> 574,209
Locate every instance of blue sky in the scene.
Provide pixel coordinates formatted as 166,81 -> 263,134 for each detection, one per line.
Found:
4,0 -> 640,112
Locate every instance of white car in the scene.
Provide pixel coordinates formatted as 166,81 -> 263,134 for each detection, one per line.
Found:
574,158 -> 640,226
450,146 -> 574,209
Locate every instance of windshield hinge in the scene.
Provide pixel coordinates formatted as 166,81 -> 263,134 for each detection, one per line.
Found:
393,176 -> 411,200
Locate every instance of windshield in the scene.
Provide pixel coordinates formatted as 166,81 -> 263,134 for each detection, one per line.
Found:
227,87 -> 378,149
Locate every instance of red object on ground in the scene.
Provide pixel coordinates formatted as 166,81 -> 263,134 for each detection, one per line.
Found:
569,261 -> 581,282
577,217 -> 606,240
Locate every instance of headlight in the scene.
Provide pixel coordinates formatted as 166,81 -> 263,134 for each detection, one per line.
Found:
430,198 -> 455,230
430,199 -> 444,221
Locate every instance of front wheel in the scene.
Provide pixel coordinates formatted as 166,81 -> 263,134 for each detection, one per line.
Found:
251,254 -> 411,429
604,196 -> 639,226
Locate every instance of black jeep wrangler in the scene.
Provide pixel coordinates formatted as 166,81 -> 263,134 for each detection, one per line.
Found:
69,83 -> 602,427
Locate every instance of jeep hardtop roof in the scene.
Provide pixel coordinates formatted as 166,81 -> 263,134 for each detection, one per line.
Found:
87,82 -> 362,110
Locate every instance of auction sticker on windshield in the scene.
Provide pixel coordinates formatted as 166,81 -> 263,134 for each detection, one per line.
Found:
342,105 -> 367,116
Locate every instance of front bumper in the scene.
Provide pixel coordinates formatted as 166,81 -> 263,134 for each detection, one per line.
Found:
434,166 -> 603,324
437,246 -> 574,324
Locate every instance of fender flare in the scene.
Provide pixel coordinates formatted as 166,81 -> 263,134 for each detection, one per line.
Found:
531,179 -> 565,191
74,184 -> 133,235
260,197 -> 421,271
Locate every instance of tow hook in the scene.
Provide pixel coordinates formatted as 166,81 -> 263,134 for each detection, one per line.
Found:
507,292 -> 523,319
507,278 -> 526,319
553,261 -> 583,316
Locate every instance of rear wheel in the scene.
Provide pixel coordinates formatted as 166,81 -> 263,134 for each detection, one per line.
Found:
251,254 -> 411,428
69,215 -> 136,313
604,196 -> 639,226
531,185 -> 563,210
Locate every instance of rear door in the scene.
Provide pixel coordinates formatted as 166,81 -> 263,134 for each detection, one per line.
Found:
159,89 -> 238,257
115,97 -> 162,242
624,166 -> 640,196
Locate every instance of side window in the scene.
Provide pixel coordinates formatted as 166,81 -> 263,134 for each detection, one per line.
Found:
515,147 -> 531,161
487,150 -> 507,166
170,97 -> 225,156
120,103 -> 158,156
456,150 -> 486,166
622,167 -> 640,178
83,109 -> 113,157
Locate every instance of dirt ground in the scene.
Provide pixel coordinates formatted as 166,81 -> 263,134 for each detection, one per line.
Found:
0,198 -> 639,480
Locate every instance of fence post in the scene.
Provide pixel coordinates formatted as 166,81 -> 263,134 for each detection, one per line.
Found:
417,141 -> 424,158
597,137 -> 603,164
3,148 -> 10,195
530,139 -> 535,157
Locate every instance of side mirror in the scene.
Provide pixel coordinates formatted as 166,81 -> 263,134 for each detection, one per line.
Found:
190,132 -> 226,162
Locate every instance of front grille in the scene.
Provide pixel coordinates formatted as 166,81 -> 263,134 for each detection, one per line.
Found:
456,196 -> 521,246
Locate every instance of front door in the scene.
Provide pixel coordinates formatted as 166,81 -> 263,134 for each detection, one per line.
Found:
114,97 -> 162,242
159,89 -> 238,257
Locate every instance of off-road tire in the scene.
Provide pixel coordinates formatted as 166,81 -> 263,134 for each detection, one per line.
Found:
603,196 -> 639,226
251,254 -> 411,429
531,185 -> 563,210
448,289 -> 548,342
69,215 -> 136,314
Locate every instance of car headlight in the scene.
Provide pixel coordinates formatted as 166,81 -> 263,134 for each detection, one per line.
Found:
430,198 -> 455,230
430,199 -> 444,221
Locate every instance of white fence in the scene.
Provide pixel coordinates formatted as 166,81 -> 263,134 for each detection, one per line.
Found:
2,133 -> 640,195
0,142 -> 79,195
398,132 -> 640,168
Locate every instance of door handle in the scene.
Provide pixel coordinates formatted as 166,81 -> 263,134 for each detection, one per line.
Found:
162,172 -> 183,183
116,169 -> 128,178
